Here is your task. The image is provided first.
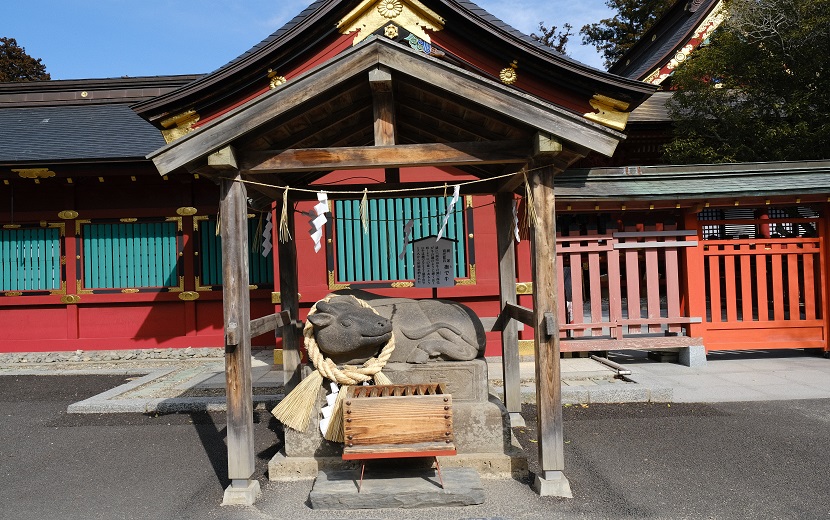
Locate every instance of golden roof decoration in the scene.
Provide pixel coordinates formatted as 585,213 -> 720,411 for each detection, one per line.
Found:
499,61 -> 519,85
337,0 -> 444,45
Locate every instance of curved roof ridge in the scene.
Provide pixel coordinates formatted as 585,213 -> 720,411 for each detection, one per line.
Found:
609,0 -> 721,81
135,0 -> 655,122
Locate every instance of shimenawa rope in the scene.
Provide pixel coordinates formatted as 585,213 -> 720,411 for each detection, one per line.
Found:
271,294 -> 395,440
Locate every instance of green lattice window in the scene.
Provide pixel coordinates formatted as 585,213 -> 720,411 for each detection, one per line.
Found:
331,196 -> 469,283
0,225 -> 62,292
81,221 -> 179,289
196,217 -> 274,287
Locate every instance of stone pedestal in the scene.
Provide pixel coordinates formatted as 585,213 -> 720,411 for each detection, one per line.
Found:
309,468 -> 485,509
270,359 -> 527,480
532,471 -> 573,498
222,479 -> 261,506
679,345 -> 707,367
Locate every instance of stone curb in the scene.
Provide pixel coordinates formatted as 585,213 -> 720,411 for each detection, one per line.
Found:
489,382 -> 673,405
65,366 -> 282,414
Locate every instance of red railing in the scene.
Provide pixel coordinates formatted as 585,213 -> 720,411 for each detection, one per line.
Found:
555,228 -> 701,351
698,220 -> 826,351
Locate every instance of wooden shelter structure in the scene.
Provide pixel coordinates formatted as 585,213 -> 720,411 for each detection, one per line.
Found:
2,0 -> 828,506
139,0 -> 655,501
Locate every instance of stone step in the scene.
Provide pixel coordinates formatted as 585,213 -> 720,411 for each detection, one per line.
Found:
309,467 -> 485,509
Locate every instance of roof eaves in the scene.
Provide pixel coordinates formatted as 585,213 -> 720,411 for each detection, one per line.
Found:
441,0 -> 656,101
132,0 -> 340,120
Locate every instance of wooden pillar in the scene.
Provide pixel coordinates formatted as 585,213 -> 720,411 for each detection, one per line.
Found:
219,170 -> 259,502
529,165 -> 571,497
369,65 -> 400,184
278,196 -> 302,392
823,204 -> 830,354
495,192 -> 524,427
682,210 -> 706,340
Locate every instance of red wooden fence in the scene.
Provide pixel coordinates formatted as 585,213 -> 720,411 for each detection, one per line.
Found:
698,218 -> 826,351
555,227 -> 701,352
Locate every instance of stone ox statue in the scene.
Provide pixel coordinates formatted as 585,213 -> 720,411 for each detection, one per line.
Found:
306,290 -> 486,365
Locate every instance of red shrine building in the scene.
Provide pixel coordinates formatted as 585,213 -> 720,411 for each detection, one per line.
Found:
0,0 -> 828,359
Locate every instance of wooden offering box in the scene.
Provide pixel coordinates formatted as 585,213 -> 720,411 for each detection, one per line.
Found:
342,383 -> 456,459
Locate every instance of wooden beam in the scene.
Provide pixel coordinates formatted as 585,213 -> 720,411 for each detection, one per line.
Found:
375,42 -> 622,156
369,66 -> 400,185
150,39 -> 623,176
495,193 -> 523,426
492,302 -> 535,330
250,310 -> 291,338
528,164 -> 570,496
533,132 -> 563,157
149,44 -> 380,176
239,141 -> 531,173
498,169 -> 529,193
219,172 -> 256,483
208,146 -> 238,171
278,197 -> 302,392
370,66 -> 396,146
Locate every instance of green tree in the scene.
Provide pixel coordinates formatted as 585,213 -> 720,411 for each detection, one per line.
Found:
580,0 -> 672,68
531,21 -> 573,54
664,0 -> 830,163
0,37 -> 50,82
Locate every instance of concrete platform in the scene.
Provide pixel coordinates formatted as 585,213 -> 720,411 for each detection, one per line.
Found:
308,467 -> 485,509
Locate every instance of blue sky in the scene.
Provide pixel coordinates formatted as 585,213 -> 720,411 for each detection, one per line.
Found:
2,0 -> 612,80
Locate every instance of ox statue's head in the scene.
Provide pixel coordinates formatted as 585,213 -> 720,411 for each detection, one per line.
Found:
307,298 -> 393,365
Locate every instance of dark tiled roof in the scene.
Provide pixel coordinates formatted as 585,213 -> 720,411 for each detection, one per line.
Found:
0,104 -> 165,164
451,0 -> 574,64
136,0 -> 654,121
556,161 -> 830,200
0,75 -> 201,108
628,91 -> 671,122
209,0 -> 332,74
610,0 -> 719,80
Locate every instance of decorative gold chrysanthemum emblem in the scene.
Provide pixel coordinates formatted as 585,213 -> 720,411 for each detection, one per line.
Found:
377,0 -> 403,19
499,61 -> 519,85
267,69 -> 287,90
384,24 -> 399,39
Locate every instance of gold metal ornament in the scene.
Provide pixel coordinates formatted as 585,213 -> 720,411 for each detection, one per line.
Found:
384,24 -> 399,38
176,207 -> 198,216
499,61 -> 519,85
178,291 -> 200,301
13,168 -> 56,179
583,94 -> 631,131
160,109 -> 200,144
58,210 -> 79,220
378,0 -> 403,18
267,69 -> 287,90
516,282 -> 534,295
337,0 -> 444,45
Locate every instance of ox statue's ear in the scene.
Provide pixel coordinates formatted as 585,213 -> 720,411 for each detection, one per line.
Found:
316,301 -> 333,313
307,313 -> 333,329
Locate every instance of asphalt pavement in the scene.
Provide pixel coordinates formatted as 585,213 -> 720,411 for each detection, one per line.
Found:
1,367 -> 829,519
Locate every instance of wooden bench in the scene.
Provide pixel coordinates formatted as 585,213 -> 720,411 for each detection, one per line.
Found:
341,383 -> 456,492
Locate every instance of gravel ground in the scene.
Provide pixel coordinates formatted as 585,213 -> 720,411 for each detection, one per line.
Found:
0,347 -> 226,366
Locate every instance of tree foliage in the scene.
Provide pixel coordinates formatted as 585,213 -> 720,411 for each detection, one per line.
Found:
0,37 -> 50,83
664,0 -> 830,163
531,21 -> 573,54
580,0 -> 672,68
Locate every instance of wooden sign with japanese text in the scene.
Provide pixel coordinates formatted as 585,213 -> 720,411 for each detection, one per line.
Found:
413,236 -> 455,288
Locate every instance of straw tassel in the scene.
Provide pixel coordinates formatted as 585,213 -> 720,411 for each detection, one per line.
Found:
279,187 -> 291,243
323,386 -> 348,442
523,171 -> 538,228
271,371 -> 323,432
253,213 -> 264,252
373,370 -> 392,385
359,188 -> 369,234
